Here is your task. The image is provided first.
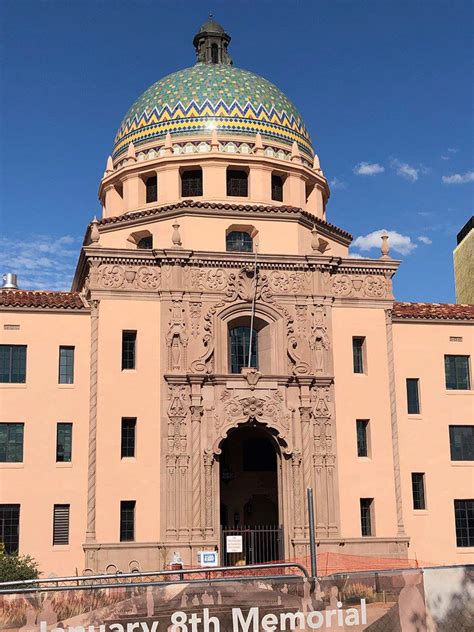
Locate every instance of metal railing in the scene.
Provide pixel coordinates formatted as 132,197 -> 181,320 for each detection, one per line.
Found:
0,562 -> 309,594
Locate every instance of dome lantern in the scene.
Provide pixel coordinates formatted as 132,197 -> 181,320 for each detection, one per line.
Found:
193,16 -> 232,65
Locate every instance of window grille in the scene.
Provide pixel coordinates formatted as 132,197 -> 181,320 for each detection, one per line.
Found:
0,504 -> 20,553
352,337 -> 365,374
454,500 -> 474,547
226,231 -> 253,253
0,423 -> 24,462
227,170 -> 248,197
271,175 -> 283,201
120,500 -> 135,541
181,170 -> 203,197
145,175 -> 157,203
121,418 -> 136,458
53,504 -> 70,545
449,426 -> 474,461
445,355 -> 470,390
411,473 -> 426,510
0,345 -> 26,383
360,498 -> 373,536
122,331 -> 137,370
59,346 -> 74,384
229,326 -> 258,373
56,423 -> 72,462
406,378 -> 420,414
356,420 -> 369,457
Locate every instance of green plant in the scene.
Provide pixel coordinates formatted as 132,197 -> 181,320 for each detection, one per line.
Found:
0,544 -> 40,583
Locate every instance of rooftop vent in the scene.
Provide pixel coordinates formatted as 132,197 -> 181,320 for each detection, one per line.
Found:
2,273 -> 19,289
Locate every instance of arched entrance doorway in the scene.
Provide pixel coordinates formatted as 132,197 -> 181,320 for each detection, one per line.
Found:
218,421 -> 283,564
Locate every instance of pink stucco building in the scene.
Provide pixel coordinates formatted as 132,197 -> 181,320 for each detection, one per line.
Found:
1,20 -> 473,577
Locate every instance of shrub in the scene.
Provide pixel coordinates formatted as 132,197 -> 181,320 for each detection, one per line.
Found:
0,545 -> 40,583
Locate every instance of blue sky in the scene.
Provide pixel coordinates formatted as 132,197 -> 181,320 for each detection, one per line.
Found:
0,0 -> 472,301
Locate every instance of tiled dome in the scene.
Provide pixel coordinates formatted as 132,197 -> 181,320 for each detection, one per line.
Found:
113,64 -> 313,160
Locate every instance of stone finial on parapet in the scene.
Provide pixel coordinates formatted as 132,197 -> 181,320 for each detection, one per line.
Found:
313,154 -> 322,173
172,222 -> 182,248
380,233 -> 390,258
311,226 -> 319,252
254,132 -> 264,156
90,217 -> 100,246
291,141 -> 301,163
164,132 -> 173,156
105,155 -> 114,175
210,128 -> 219,152
126,142 -> 137,163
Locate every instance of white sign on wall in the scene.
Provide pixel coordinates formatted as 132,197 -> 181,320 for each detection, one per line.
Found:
226,535 -> 243,553
198,551 -> 219,567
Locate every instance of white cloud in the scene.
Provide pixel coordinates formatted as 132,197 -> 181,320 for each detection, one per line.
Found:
441,155 -> 450,161
353,162 -> 385,176
442,171 -> 474,184
330,177 -> 347,189
417,236 -> 432,245
448,147 -> 458,154
390,158 -> 421,182
0,234 -> 80,290
352,229 -> 417,255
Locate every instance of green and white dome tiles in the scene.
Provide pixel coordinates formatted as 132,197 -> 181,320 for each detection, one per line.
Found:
113,64 -> 313,160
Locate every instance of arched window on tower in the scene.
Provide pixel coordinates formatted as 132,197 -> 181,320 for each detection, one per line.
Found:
229,325 -> 258,374
211,43 -> 219,64
226,231 -> 253,253
145,175 -> 158,203
227,169 -> 248,197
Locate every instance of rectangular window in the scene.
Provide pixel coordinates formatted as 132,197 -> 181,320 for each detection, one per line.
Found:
449,425 -> 474,461
122,331 -> 136,370
58,346 -> 75,384
56,423 -> 73,462
445,355 -> 471,390
406,378 -> 421,414
0,345 -> 27,383
53,504 -> 70,545
360,498 -> 373,536
120,500 -> 135,541
0,423 -> 24,462
121,418 -> 136,458
454,500 -> 474,547
411,473 -> 426,510
352,337 -> 365,374
227,170 -> 248,197
181,170 -> 203,197
356,420 -> 369,457
0,504 -> 20,553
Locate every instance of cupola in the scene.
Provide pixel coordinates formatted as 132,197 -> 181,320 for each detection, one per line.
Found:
193,16 -> 232,65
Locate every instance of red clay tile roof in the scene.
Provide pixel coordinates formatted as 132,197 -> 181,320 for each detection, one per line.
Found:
96,200 -> 353,241
0,290 -> 87,310
393,302 -> 474,320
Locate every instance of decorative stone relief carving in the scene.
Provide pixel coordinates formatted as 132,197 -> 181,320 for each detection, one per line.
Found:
190,300 -> 225,373
331,273 -> 388,299
97,264 -> 161,290
167,384 -> 189,455
309,305 -> 330,373
166,301 -> 188,372
311,386 -> 331,419
189,301 -> 202,338
226,267 -> 273,303
268,270 -> 311,294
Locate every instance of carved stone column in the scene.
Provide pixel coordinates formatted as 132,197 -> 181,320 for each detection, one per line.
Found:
312,453 -> 327,536
299,406 -> 313,535
178,454 -> 190,538
203,449 -> 214,537
325,453 -> 338,536
190,405 -> 203,538
86,299 -> 100,544
291,449 -> 303,538
385,309 -> 406,535
166,455 -> 177,538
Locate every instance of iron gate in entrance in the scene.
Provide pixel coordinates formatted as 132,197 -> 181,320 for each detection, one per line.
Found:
220,525 -> 284,566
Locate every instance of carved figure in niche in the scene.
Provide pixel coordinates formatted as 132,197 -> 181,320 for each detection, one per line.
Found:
166,300 -> 188,372
309,305 -> 330,373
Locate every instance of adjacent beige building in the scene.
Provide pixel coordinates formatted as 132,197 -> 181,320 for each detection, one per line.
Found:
454,217 -> 474,305
1,20 -> 473,577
